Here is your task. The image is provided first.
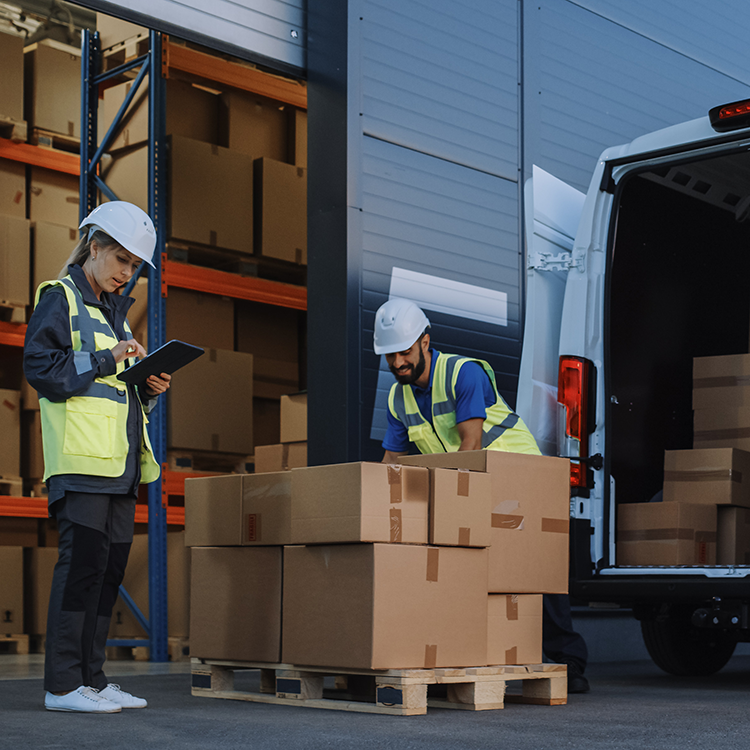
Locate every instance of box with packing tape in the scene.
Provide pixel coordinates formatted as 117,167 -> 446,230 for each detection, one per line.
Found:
617,502 -> 716,566
717,506 -> 750,565
254,442 -> 307,474
290,462 -> 429,545
487,594 -> 543,666
663,448 -> 750,507
694,407 -> 750,452
693,353 -> 750,411
429,467 -> 491,547
400,451 -> 570,594
282,543 -> 489,670
184,472 -> 291,547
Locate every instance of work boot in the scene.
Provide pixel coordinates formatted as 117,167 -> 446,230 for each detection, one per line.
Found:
565,662 -> 590,694
99,683 -> 148,708
44,685 -> 122,713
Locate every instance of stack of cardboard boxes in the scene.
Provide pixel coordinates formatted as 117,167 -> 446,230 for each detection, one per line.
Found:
255,393 -> 308,472
185,450 -> 569,670
618,353 -> 750,566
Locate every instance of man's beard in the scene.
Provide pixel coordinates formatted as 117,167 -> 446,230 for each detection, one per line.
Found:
390,347 -> 426,385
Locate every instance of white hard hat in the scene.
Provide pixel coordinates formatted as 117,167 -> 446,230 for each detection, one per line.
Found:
373,298 -> 431,355
79,201 -> 157,268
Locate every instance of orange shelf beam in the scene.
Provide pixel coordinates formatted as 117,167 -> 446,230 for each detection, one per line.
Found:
165,41 -> 306,110
0,138 -> 79,175
164,260 -> 307,311
0,321 -> 27,348
0,496 -> 47,518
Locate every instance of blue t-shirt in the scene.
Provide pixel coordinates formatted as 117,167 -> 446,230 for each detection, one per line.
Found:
382,350 -> 496,452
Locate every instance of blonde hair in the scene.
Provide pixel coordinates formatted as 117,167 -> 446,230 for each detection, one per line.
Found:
57,230 -> 120,279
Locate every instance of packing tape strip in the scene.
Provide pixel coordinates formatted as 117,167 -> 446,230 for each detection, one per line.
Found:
664,469 -> 741,483
246,512 -> 261,543
390,508 -> 402,543
542,518 -> 568,534
618,528 -> 718,542
693,375 -> 750,389
694,426 -> 750,442
458,527 -> 471,546
456,469 -> 470,497
387,464 -> 402,503
505,646 -> 518,665
424,644 -> 437,669
506,595 -> 519,621
426,548 -> 439,582
492,513 -> 524,530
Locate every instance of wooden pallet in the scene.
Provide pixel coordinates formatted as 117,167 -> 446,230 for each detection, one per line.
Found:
28,128 -> 80,155
0,301 -> 26,324
102,35 -> 150,74
0,634 -> 30,656
191,660 -> 567,716
0,477 -> 24,497
0,115 -> 27,143
167,450 -> 253,475
105,637 -> 190,662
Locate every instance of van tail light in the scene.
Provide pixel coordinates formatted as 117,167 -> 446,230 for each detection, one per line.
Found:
557,356 -> 595,489
709,99 -> 750,132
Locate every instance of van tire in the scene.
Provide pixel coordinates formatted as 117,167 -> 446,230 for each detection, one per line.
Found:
640,615 -> 737,676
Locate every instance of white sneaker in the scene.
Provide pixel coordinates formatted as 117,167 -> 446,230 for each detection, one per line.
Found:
99,683 -> 148,709
45,686 -> 122,713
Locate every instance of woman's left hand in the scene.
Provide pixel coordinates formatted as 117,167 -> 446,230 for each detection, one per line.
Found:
144,372 -> 171,396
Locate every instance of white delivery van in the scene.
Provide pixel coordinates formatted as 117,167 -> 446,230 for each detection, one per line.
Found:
518,99 -> 750,677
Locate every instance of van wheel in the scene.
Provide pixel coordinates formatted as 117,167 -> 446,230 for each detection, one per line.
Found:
641,614 -> 737,676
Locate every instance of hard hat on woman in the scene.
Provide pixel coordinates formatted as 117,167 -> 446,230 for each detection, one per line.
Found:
373,297 -> 431,355
79,201 -> 157,267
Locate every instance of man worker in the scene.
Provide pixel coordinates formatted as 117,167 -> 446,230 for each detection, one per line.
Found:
375,297 -> 590,694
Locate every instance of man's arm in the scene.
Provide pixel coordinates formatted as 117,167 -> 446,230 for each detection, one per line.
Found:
382,449 -> 408,463
456,417 -> 484,451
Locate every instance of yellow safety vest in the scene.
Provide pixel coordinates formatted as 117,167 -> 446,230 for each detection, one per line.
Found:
388,352 -> 541,455
35,276 -> 161,484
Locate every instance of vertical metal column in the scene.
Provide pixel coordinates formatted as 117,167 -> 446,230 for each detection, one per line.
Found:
146,29 -> 169,662
79,29 -> 98,220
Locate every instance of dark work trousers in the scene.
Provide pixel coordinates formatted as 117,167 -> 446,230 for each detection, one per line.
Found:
44,492 -> 136,693
542,594 -> 588,673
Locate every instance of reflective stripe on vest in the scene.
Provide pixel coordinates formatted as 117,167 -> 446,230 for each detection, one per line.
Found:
35,276 -> 160,483
388,352 -> 541,455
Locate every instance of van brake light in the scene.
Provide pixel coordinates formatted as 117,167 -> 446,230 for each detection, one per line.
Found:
557,356 -> 593,489
709,99 -> 750,132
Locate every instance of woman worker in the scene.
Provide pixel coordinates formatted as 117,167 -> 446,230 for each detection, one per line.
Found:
24,201 -> 170,713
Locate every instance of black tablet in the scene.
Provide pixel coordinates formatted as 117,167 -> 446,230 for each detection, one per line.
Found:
117,340 -> 204,386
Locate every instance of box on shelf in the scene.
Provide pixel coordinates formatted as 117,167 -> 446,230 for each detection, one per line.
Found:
110,531 -> 191,638
24,40 -> 81,137
0,29 -> 24,122
218,91 -> 291,162
0,159 -> 26,218
717,506 -> 750,565
617,502 -> 716,566
289,108 -> 307,168
430,468 -> 492,548
100,142 -> 148,214
400,451 -> 570,594
190,546 -> 282,662
694,407 -> 750,452
693,354 -> 750,411
487,594 -> 543,666
0,389 -> 21,478
25,546 -> 57,635
280,392 -> 306,443
165,288 -> 234,351
0,518 -> 40,547
184,472 -> 291,547
168,349 -> 253,454
663,448 -> 750,507
21,410 -> 44,480
0,547 -> 24,633
29,167 -> 79,227
290,462 -> 429,545
96,12 -> 147,50
282,543 -> 489,670
32,221 -> 78,292
0,216 -> 30,307
254,442 -> 307,474
254,397 -> 280,448
254,157 -> 306,264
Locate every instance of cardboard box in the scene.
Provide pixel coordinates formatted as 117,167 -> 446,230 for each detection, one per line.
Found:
190,546 -> 282,662
24,41 -> 81,137
663,448 -> 750,507
0,547 -> 24,633
29,168 -> 79,227
254,397 -> 280,447
430,468 -> 491,547
717,506 -> 750,565
254,442 -> 307,474
0,518 -> 39,547
96,12 -> 147,49
290,462 -> 430,545
0,216 -> 30,307
400,451 -> 570,594
254,158 -> 306,264
168,349 -> 253,454
110,531 -> 191,638
0,159 -> 26,218
170,135 -> 254,253
693,354 -> 750,411
184,472 -> 291,547
102,78 -> 219,151
282,543 -> 489,670
694,407 -> 750,452
165,288 -> 234,351
280,392 -> 307,443
100,142 -> 148,214
0,389 -> 21,478
25,546 -> 57,634
0,30 -> 24,121
32,221 -> 78,292
21,410 -> 44,480
487,594 -> 543,666
219,91 -> 290,162
617,502 -> 716,566
289,108 -> 307,168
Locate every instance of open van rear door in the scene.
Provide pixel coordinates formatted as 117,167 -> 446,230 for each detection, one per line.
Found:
517,165 -> 585,456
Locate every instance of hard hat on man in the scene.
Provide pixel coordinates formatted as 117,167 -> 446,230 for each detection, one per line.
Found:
373,298 -> 431,355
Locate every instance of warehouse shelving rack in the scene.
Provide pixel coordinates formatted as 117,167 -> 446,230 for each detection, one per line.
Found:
0,28 -> 307,661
